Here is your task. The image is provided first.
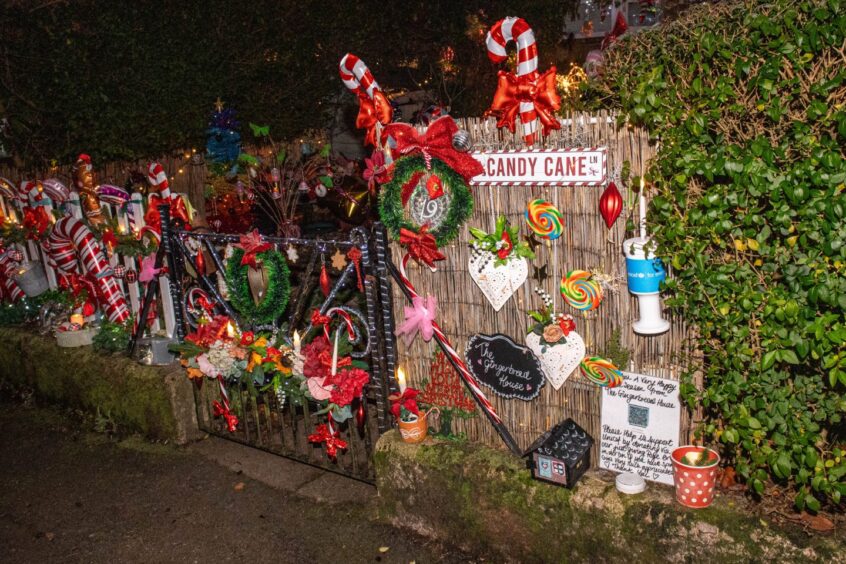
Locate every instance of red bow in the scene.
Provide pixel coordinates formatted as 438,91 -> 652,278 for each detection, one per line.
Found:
384,117 -> 484,183
355,90 -> 392,147
236,229 -> 272,269
143,194 -> 191,236
212,400 -> 239,432
22,206 -> 51,239
485,68 -> 562,145
308,423 -> 348,460
399,227 -> 445,269
311,309 -> 331,328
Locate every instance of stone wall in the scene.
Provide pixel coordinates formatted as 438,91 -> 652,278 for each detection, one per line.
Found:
375,431 -> 842,563
0,328 -> 199,443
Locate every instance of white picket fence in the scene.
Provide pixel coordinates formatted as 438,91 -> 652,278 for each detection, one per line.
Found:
1,190 -> 178,338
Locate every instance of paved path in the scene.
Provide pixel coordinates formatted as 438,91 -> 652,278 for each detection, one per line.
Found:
0,404 -> 472,563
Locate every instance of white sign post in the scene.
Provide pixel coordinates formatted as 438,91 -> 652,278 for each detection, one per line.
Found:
470,148 -> 607,186
599,372 -> 681,485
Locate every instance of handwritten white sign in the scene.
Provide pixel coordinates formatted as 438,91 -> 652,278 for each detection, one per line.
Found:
470,148 -> 607,186
599,372 -> 680,485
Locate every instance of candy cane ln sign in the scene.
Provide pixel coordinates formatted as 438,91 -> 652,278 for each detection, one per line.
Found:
470,148 -> 607,186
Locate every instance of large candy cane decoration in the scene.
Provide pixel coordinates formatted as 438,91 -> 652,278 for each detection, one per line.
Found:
45,216 -> 130,323
339,54 -> 392,146
147,162 -> 171,198
0,251 -> 24,302
486,17 -> 560,145
487,17 -> 538,143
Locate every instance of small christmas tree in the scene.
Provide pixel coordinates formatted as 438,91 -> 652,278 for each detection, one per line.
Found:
420,351 -> 476,438
206,98 -> 241,163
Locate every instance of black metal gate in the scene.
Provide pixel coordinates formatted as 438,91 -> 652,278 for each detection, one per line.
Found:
155,207 -> 398,483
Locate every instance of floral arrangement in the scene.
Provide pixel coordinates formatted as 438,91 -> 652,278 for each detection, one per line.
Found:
388,387 -> 421,423
468,215 -> 535,266
527,287 -> 577,347
170,309 -> 371,461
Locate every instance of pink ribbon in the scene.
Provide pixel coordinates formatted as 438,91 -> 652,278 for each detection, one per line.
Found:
395,295 -> 437,346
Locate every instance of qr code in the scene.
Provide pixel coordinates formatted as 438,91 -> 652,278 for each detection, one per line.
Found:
628,404 -> 649,428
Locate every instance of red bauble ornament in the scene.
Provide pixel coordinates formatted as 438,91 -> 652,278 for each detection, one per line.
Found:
125,269 -> 138,284
319,261 -> 330,297
355,397 -> 366,434
195,251 -> 206,277
113,264 -> 126,279
599,181 -> 623,229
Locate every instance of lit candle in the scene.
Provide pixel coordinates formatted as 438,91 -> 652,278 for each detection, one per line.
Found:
331,329 -> 340,376
396,366 -> 407,393
70,313 -> 84,326
226,321 -> 237,339
293,330 -> 301,355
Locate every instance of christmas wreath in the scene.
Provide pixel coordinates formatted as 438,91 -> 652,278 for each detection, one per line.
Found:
225,233 -> 291,325
379,155 -> 474,248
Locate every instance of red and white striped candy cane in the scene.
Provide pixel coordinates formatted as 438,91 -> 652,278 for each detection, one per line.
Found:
339,53 -> 382,100
147,162 -> 171,199
487,17 -> 540,143
45,216 -> 129,323
397,253 -> 502,424
0,251 -> 24,302
324,307 -> 357,341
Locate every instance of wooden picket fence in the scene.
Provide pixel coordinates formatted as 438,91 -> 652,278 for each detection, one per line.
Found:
0,189 -> 177,336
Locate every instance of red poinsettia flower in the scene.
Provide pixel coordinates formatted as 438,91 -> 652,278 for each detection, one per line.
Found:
497,230 -> 514,260
558,314 -> 576,336
302,335 -> 332,380
239,331 -> 255,346
388,388 -> 420,420
363,150 -> 391,189
236,229 -> 272,268
329,367 -> 370,407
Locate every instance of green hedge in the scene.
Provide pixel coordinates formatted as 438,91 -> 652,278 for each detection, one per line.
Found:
588,0 -> 846,510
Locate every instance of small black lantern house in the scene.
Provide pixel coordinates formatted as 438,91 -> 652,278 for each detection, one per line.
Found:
525,418 -> 593,488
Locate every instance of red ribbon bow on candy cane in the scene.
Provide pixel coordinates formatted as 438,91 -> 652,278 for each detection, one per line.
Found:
212,400 -> 239,433
142,194 -> 191,236
355,90 -> 392,147
399,226 -> 445,269
307,423 -> 348,460
236,229 -> 272,269
384,117 -> 484,183
485,68 -> 561,142
396,295 -> 437,346
22,206 -> 51,239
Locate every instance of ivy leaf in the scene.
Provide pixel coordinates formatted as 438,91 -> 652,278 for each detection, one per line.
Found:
249,122 -> 270,137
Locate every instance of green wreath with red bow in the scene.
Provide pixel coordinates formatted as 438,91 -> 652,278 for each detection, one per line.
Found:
378,117 -> 483,267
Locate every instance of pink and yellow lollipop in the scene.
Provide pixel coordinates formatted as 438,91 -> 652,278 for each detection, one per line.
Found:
560,270 -> 603,311
525,199 -> 564,240
579,356 -> 623,388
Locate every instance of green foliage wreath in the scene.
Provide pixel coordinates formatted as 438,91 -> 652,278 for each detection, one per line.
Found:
379,155 -> 473,247
225,248 -> 291,325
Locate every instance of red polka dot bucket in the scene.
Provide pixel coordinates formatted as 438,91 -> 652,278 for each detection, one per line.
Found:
671,446 -> 720,508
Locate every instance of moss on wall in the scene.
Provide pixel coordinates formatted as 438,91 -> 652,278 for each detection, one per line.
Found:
375,432 -> 843,563
0,328 -> 181,440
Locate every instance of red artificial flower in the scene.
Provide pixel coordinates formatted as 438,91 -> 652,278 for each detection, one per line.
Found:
239,331 -> 255,346
388,388 -> 420,420
558,314 -> 576,336
185,315 -> 231,346
497,230 -> 514,260
330,367 -> 370,407
302,335 -> 332,380
236,229 -> 272,268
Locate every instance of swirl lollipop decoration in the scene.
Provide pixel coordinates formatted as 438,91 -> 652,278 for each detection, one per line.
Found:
579,356 -> 623,388
525,199 -> 564,241
560,269 -> 603,311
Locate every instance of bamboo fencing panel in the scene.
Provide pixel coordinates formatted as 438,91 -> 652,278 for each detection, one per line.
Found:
390,112 -> 699,462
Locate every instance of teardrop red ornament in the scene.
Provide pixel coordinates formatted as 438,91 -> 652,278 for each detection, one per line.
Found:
320,261 -> 330,297
355,397 -> 366,433
195,251 -> 206,276
599,181 -> 623,229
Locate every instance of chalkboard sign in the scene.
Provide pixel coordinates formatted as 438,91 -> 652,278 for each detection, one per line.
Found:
464,333 -> 545,401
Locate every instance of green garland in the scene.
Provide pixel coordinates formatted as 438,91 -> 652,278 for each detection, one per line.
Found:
225,247 -> 291,325
93,319 -> 131,353
379,155 -> 474,247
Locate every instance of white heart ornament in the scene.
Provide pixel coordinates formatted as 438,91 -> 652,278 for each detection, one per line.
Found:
525,330 -> 586,390
469,255 -> 528,311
